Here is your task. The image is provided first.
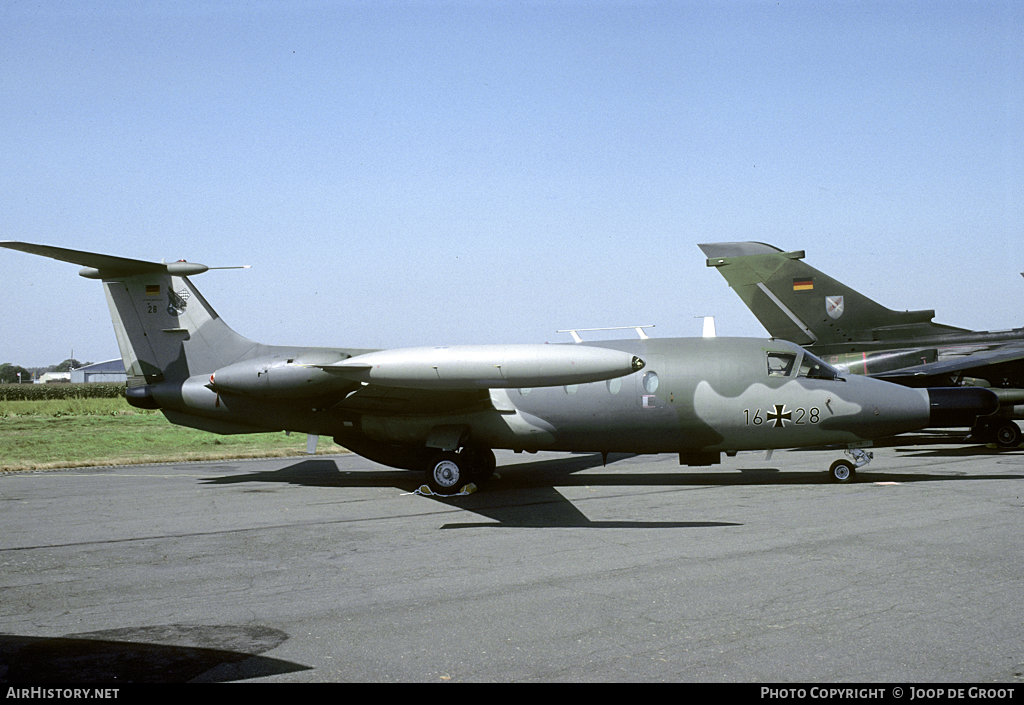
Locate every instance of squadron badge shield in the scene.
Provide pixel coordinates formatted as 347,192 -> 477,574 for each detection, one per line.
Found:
167,289 -> 190,316
826,295 -> 844,320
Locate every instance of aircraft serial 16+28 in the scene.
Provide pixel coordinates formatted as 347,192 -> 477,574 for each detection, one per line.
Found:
1,242 -> 999,487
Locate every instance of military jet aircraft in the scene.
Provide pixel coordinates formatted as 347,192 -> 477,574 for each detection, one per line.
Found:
1,241 -> 998,485
699,241 -> 1023,447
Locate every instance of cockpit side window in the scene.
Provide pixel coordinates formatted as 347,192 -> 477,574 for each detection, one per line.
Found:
767,352 -> 796,377
798,351 -> 843,381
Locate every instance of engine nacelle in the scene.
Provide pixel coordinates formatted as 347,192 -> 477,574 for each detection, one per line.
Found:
317,344 -> 645,390
209,352 -> 358,398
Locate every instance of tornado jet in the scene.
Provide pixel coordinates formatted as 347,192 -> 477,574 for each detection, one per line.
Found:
1,242 -> 997,487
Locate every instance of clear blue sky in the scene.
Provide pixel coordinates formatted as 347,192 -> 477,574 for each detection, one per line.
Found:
2,0 -> 1022,368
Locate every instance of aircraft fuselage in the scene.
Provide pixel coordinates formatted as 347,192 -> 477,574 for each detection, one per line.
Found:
138,337 -> 934,463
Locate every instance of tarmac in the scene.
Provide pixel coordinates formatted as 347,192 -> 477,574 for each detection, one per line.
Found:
1,437 -> 1023,683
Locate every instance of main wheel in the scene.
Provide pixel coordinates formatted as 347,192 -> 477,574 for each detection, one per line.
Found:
425,452 -> 466,494
995,421 -> 1022,448
461,446 -> 497,482
829,459 -> 856,483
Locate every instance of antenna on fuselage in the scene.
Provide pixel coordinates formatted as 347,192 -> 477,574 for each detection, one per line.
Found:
696,316 -> 716,337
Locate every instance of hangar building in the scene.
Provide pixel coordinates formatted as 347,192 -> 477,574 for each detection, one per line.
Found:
70,359 -> 127,384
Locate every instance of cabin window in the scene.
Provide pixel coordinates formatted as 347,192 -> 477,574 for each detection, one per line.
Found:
767,352 -> 796,377
643,371 -> 660,394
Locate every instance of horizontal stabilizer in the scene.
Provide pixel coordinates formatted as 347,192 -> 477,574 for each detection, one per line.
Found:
1,241 -> 167,277
0,241 -> 247,279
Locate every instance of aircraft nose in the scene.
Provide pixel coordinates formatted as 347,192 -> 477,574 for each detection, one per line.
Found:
822,374 -> 932,439
841,383 -> 1000,440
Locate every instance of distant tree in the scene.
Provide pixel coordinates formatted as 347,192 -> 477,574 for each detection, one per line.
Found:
52,359 -> 84,372
0,363 -> 31,384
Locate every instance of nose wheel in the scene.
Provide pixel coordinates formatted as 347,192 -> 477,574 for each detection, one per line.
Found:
829,448 -> 872,483
829,459 -> 856,483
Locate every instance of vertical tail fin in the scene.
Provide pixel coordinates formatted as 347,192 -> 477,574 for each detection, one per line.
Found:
101,271 -> 257,384
699,242 -> 966,346
1,242 -> 257,384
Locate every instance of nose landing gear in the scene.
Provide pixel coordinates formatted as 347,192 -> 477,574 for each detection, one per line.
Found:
829,447 -> 873,483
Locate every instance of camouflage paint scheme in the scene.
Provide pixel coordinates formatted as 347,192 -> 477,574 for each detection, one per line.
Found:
2,242 -> 992,489
700,242 -> 1024,446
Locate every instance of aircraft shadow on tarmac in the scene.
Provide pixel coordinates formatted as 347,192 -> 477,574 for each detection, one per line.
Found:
0,624 -> 309,683
802,434 -> 1024,469
203,453 -> 743,529
200,449 -> 1024,530
890,440 -> 1024,460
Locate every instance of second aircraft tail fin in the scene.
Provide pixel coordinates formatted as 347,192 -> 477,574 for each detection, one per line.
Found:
699,242 -> 967,347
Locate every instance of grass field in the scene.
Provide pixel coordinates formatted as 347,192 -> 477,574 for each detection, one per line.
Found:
0,398 -> 347,472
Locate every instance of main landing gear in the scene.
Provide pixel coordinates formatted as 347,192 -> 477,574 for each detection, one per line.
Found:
828,448 -> 873,483
424,446 -> 497,494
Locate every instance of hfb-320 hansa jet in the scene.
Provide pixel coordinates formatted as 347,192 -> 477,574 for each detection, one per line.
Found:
699,241 -> 1023,447
1,242 -> 998,485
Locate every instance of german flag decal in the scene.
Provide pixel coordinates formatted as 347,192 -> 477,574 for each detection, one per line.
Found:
145,284 -> 161,297
792,278 -> 814,291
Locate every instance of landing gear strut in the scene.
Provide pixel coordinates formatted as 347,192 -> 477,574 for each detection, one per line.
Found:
829,448 -> 873,483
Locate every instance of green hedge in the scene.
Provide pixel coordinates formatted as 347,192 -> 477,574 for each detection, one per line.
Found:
0,382 -> 126,401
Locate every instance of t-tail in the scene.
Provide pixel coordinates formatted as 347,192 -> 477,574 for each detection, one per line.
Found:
1,242 -> 259,391
698,242 -> 967,348
3,242 -> 382,441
